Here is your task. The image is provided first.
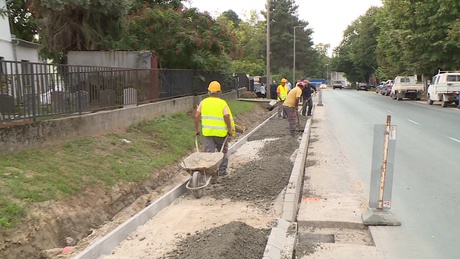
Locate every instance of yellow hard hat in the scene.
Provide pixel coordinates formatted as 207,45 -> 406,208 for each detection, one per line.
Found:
281,78 -> 287,83
208,81 -> 221,92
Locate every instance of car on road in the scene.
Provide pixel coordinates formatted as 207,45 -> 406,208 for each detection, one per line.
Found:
390,76 -> 424,101
381,80 -> 393,96
332,80 -> 344,89
427,71 -> 460,107
357,83 -> 368,91
376,82 -> 385,93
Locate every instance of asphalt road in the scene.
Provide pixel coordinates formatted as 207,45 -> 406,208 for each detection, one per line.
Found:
322,89 -> 460,259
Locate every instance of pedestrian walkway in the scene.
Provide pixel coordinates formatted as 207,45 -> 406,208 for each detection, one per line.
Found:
263,102 -> 390,259
295,104 -> 387,258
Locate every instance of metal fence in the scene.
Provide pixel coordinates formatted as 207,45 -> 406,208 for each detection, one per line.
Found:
0,60 -> 237,123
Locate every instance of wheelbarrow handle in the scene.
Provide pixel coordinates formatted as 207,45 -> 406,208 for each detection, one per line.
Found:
219,135 -> 229,153
195,135 -> 229,153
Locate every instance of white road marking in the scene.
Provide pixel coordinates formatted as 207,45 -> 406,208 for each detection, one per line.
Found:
448,137 -> 460,144
408,119 -> 420,125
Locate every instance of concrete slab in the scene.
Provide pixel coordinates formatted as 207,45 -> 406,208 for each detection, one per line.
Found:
362,209 -> 401,226
297,195 -> 364,223
297,243 -> 384,259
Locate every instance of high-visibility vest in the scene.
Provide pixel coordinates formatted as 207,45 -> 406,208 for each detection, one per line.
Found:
277,85 -> 288,101
201,97 -> 235,137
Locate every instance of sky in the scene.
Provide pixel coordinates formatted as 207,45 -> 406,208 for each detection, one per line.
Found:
185,0 -> 382,54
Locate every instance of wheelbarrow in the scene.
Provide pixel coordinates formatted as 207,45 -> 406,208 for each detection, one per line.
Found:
180,136 -> 227,198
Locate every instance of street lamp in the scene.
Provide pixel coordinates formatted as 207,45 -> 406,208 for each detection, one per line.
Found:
293,25 -> 303,85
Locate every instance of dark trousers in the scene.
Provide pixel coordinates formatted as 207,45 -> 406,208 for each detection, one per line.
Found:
301,96 -> 313,116
283,106 -> 297,135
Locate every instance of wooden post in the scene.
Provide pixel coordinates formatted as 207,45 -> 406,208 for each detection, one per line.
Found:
378,115 -> 391,210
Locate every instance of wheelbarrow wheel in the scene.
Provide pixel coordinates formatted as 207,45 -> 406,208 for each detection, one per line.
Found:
191,171 -> 204,199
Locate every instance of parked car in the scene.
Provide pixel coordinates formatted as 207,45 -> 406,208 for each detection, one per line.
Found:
381,80 -> 393,96
253,82 -> 265,98
376,82 -> 385,93
357,83 -> 368,91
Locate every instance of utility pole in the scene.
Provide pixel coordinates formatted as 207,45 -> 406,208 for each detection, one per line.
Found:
266,0 -> 271,99
293,26 -> 303,85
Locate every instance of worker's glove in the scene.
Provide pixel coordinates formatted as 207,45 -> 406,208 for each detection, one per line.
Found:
195,131 -> 200,136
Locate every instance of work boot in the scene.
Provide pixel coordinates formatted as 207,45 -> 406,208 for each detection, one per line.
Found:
219,170 -> 227,176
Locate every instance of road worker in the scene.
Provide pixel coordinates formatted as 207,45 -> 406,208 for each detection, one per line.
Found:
277,78 -> 289,118
194,81 -> 235,177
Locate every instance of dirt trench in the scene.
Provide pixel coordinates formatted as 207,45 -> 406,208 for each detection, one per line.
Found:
100,114 -> 309,259
0,103 -> 279,259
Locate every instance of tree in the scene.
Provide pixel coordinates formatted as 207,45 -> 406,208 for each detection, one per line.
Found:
117,6 -> 237,70
226,10 -> 265,75
128,0 -> 182,14
333,7 -> 380,84
377,0 -> 460,77
1,0 -> 38,42
29,0 -> 130,63
263,0 -> 316,80
221,10 -> 241,28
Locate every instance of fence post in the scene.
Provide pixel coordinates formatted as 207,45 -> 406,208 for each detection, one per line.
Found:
30,63 -> 37,122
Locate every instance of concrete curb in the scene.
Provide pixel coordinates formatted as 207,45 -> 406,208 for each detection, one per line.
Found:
74,183 -> 186,259
74,111 -> 277,259
281,117 -> 312,222
263,105 -> 315,259
263,219 -> 297,259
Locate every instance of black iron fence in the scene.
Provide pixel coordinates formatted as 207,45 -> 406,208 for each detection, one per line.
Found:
0,60 -> 238,123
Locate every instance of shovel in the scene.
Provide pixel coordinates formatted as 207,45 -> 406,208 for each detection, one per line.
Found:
296,112 -> 304,132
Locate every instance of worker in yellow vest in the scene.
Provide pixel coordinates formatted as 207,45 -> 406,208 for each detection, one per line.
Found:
277,78 -> 289,118
195,81 -> 235,177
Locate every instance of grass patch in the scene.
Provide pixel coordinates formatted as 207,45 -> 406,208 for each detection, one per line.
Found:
0,101 -> 257,228
227,99 -> 258,116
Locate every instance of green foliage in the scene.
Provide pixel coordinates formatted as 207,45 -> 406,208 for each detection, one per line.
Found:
4,0 -> 38,42
33,0 -> 130,62
221,10 -> 241,27
114,6 -> 237,70
377,0 -> 460,77
263,0 -> 317,79
333,7 -> 379,83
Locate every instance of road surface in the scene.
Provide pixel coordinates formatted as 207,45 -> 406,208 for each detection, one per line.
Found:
323,89 -> 460,259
